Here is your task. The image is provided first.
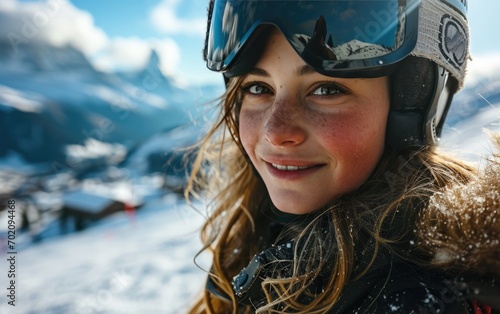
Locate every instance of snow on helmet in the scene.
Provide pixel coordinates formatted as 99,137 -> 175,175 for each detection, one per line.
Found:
203,0 -> 469,148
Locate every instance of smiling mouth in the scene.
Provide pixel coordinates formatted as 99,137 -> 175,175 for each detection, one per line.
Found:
271,163 -> 315,171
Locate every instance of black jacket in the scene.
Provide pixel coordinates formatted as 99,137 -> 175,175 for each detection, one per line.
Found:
329,258 -> 477,313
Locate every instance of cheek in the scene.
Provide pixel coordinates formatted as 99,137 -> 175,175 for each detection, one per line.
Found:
238,110 -> 259,159
318,105 -> 388,184
319,113 -> 370,159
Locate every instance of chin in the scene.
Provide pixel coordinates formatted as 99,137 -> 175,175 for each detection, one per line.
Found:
270,193 -> 341,215
271,200 -> 319,215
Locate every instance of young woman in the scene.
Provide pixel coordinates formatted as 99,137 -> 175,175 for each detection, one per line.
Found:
187,0 -> 500,312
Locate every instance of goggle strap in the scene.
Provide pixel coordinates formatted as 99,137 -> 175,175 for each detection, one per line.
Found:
412,0 -> 469,89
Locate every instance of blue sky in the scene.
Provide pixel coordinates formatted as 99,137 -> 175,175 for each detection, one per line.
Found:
68,0 -> 219,85
6,0 -> 500,87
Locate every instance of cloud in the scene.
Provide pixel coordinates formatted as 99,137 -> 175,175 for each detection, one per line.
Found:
0,0 -> 17,11
150,0 -> 206,36
92,37 -> 152,73
0,0 -> 108,55
464,53 -> 500,87
0,0 -> 181,77
92,37 -> 181,76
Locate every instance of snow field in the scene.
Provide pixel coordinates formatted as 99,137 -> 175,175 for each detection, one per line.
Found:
0,196 -> 210,314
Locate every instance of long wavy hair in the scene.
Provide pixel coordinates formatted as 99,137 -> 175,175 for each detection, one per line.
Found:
185,77 -> 476,313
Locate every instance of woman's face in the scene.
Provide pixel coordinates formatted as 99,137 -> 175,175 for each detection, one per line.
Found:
238,31 -> 390,214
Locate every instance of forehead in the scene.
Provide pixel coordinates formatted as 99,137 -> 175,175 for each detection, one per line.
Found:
253,29 -> 308,69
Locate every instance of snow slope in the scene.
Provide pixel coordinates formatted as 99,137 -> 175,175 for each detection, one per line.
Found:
441,71 -> 500,161
0,196 -> 210,314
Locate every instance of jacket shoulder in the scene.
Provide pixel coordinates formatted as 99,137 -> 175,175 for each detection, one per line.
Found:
368,277 -> 471,314
332,262 -> 472,314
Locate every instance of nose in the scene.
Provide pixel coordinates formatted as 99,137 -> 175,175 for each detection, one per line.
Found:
264,97 -> 306,147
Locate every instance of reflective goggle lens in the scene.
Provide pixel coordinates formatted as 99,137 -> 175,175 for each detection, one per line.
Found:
205,0 -> 419,77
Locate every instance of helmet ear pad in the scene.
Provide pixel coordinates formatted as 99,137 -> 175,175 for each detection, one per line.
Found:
386,57 -> 438,148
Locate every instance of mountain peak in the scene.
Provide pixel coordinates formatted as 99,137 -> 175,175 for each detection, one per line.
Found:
146,49 -> 160,72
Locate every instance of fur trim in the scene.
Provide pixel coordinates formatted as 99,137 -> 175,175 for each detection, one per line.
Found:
418,132 -> 500,276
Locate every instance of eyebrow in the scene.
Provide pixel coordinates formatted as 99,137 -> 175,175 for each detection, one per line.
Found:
247,64 -> 317,77
296,64 -> 316,76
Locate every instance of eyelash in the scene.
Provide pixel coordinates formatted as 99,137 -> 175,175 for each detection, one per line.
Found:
310,83 -> 348,97
240,82 -> 271,96
240,81 -> 348,98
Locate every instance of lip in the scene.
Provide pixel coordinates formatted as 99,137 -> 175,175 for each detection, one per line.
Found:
263,157 -> 325,180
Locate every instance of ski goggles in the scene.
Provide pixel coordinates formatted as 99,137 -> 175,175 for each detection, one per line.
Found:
204,0 -> 468,79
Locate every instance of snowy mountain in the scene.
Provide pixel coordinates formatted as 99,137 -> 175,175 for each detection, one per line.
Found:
292,34 -> 391,63
441,73 -> 500,160
0,41 -> 222,168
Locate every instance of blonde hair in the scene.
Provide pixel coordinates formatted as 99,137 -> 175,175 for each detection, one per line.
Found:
186,77 -> 476,313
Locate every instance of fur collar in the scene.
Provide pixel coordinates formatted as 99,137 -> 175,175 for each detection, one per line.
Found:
419,131 -> 500,309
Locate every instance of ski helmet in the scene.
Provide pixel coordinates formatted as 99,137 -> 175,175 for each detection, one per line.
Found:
203,0 -> 469,148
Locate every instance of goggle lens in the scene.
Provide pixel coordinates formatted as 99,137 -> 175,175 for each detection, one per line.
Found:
205,0 -> 419,77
